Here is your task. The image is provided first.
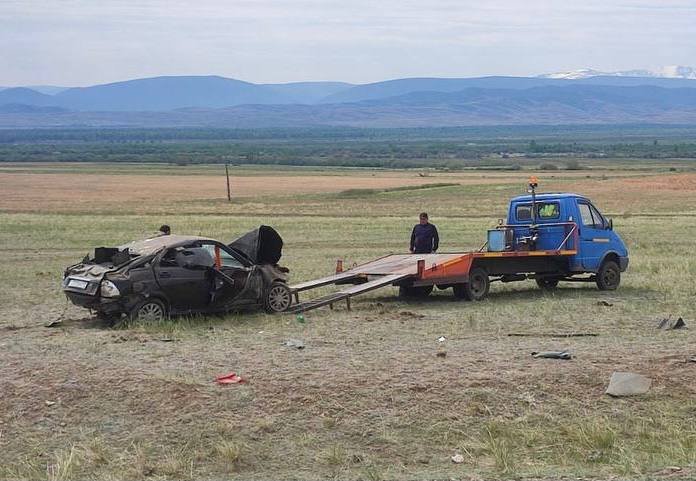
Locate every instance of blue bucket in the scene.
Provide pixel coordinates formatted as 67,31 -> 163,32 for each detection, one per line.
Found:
488,229 -> 506,252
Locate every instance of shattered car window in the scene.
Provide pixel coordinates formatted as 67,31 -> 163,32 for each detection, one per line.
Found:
202,244 -> 245,268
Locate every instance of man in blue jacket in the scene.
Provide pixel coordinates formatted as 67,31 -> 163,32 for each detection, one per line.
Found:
410,213 -> 439,254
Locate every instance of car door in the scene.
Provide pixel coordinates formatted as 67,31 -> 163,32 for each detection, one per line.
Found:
577,200 -> 610,271
200,242 -> 251,307
154,247 -> 211,312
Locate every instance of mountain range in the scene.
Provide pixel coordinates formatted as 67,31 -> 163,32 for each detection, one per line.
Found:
1,67 -> 696,128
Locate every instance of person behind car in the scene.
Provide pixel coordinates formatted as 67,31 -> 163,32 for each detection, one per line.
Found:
410,212 -> 439,254
158,224 -> 171,236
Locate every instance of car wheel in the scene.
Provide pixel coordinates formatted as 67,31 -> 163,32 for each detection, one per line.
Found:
264,281 -> 292,313
398,285 -> 433,298
596,260 -> 620,291
536,277 -> 559,290
130,299 -> 167,322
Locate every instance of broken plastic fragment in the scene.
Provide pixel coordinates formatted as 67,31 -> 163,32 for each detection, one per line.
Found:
215,372 -> 245,385
531,351 -> 572,360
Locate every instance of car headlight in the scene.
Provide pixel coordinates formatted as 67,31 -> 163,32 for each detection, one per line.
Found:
100,280 -> 121,298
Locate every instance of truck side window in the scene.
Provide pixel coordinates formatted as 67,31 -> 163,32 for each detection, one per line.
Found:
589,204 -> 607,229
578,202 -> 601,228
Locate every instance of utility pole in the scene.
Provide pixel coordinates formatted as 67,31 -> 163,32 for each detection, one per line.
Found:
225,162 -> 231,202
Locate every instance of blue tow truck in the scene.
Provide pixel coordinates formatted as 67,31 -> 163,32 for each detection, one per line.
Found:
288,179 -> 630,312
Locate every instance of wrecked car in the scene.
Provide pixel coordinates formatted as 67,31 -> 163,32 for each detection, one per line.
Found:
62,226 -> 292,322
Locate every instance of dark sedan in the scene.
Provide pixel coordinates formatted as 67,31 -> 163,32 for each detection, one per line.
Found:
62,226 -> 292,323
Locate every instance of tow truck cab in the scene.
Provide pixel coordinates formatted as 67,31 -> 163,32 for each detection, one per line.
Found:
506,193 -> 629,275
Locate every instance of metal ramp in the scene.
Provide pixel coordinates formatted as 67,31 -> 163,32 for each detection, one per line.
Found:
288,273 -> 409,313
289,271 -> 363,293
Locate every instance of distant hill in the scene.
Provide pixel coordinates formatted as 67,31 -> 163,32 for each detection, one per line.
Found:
0,87 -> 55,106
540,65 -> 696,80
0,103 -> 69,114
0,77 -> 356,111
320,75 -> 696,103
264,81 -> 354,103
2,84 -> 696,128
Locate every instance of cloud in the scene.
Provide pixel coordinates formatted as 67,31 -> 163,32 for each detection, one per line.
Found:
0,0 -> 694,85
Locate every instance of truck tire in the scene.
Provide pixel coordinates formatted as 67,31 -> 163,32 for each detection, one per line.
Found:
456,267 -> 490,301
596,260 -> 620,291
399,285 -> 433,298
264,281 -> 292,313
536,277 -> 559,290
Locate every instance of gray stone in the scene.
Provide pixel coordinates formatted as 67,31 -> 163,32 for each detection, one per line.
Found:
281,339 -> 305,349
606,372 -> 651,397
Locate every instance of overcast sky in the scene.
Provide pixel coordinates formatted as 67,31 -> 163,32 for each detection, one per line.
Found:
1,0 -> 695,86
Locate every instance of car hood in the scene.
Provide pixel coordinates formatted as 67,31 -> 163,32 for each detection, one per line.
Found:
228,225 -> 283,265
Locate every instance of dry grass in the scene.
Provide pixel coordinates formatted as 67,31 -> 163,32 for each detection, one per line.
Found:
1,163 -> 695,480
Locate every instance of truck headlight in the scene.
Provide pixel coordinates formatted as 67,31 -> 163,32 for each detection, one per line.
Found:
100,280 -> 121,298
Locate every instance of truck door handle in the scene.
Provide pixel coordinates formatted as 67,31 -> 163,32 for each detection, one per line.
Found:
160,271 -> 171,278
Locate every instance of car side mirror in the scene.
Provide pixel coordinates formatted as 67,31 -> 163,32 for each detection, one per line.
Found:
176,248 -> 214,270
607,218 -> 613,230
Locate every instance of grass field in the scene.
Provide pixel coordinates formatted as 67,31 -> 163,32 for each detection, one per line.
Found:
1,161 -> 695,480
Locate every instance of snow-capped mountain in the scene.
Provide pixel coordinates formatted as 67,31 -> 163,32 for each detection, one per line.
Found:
539,66 -> 696,80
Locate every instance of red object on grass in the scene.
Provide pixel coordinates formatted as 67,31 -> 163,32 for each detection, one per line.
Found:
215,372 -> 245,384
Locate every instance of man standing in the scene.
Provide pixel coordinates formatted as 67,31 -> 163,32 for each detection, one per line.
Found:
410,213 -> 439,254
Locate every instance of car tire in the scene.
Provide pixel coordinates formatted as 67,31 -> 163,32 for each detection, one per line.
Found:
264,281 -> 292,313
462,267 -> 490,301
129,298 -> 167,323
398,285 -> 433,298
536,277 -> 560,290
596,260 -> 620,291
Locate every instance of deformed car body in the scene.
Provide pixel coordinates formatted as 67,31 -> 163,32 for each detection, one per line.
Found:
62,226 -> 292,322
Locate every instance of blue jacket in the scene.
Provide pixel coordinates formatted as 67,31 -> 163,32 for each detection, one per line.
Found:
410,223 -> 439,253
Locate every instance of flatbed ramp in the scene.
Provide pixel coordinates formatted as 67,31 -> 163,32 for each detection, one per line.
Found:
288,273 -> 409,313
287,245 -> 579,313
288,253 -> 469,313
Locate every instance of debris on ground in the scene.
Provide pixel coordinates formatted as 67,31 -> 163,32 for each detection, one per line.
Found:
45,400 -> 56,407
688,356 -> 696,363
399,311 -> 425,319
606,371 -> 651,397
44,319 -> 63,328
509,332 -> 597,338
531,351 -> 572,360
653,466 -> 684,477
436,351 -> 447,358
295,314 -> 306,324
215,372 -> 245,385
597,300 -> 614,306
437,336 -> 446,343
451,453 -> 465,464
158,337 -> 176,342
657,317 -> 686,330
281,339 -> 305,349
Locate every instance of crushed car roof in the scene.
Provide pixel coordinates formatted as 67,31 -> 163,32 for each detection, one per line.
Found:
120,235 -> 213,256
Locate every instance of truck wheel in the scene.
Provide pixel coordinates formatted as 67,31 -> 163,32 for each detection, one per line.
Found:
264,281 -> 292,313
130,299 -> 167,322
461,267 -> 490,301
596,261 -> 620,291
536,277 -> 559,290
399,285 -> 433,298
